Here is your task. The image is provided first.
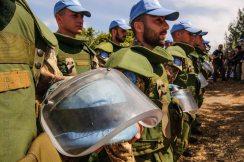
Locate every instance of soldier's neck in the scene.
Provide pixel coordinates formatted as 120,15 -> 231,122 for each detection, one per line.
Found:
137,41 -> 154,50
57,29 -> 75,38
111,38 -> 121,46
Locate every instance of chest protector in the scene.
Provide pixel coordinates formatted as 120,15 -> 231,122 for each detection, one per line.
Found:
130,47 -> 172,156
55,33 -> 93,76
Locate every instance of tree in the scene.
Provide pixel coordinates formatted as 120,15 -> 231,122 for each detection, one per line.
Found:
76,27 -> 135,49
225,8 -> 244,50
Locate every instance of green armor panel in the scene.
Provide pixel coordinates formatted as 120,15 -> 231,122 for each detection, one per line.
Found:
55,33 -> 92,75
95,41 -> 113,53
105,48 -> 155,78
173,42 -> 194,55
132,46 -> 172,64
166,46 -> 187,59
153,46 -> 174,62
0,2 -> 37,161
16,0 -> 57,47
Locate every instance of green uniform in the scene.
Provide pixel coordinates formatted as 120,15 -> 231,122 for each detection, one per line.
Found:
0,0 -> 61,161
107,46 -> 174,162
94,41 -> 114,67
55,32 -> 97,76
174,43 -> 201,103
167,43 -> 200,160
95,40 -> 126,67
195,46 -> 211,79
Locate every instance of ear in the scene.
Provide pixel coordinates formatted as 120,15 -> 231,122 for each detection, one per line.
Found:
55,14 -> 63,25
111,28 -> 117,37
133,21 -> 144,33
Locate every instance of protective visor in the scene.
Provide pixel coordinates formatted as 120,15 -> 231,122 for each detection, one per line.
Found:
202,61 -> 214,74
40,68 -> 162,157
197,73 -> 208,88
170,84 -> 198,112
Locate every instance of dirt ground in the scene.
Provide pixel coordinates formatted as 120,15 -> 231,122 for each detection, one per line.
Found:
180,81 -> 244,162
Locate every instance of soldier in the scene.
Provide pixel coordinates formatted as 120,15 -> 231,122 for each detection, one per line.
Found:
95,19 -> 131,67
54,0 -> 98,76
0,0 -> 64,161
203,39 -> 211,54
94,41 -> 113,67
170,21 -> 203,158
109,19 -> 131,52
108,0 -> 179,162
193,31 -> 212,77
192,31 -> 211,107
171,21 -> 203,104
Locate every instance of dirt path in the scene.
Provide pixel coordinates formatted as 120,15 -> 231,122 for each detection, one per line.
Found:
181,81 -> 244,162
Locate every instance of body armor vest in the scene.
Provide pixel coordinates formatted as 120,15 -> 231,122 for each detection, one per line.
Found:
55,33 -> 92,76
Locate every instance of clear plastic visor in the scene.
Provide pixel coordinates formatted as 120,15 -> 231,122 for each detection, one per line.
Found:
171,89 -> 199,112
202,61 -> 214,74
41,68 -> 163,157
197,73 -> 208,88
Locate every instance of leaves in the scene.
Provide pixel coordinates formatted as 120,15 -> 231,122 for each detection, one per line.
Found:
225,8 -> 244,50
76,27 -> 134,49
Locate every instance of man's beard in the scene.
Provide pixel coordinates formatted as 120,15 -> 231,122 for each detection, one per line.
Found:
143,25 -> 163,47
116,34 -> 126,44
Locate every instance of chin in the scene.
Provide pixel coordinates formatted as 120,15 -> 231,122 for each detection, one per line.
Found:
160,36 -> 166,41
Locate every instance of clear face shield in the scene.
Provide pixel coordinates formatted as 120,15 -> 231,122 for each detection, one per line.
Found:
40,68 -> 163,157
197,72 -> 208,88
169,84 -> 198,112
202,61 -> 214,74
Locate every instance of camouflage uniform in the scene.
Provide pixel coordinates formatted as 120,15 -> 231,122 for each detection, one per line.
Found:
166,43 -> 201,160
106,46 -> 174,162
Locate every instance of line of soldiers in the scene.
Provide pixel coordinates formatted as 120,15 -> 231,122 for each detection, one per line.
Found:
0,0 -> 213,161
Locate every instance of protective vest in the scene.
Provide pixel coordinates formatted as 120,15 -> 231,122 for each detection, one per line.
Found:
109,40 -> 124,52
0,0 -> 58,161
195,46 -> 210,78
171,43 -> 200,101
105,47 -> 155,78
55,33 -> 94,76
129,46 -> 172,158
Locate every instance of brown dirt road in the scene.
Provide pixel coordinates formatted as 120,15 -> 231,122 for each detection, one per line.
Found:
180,81 -> 244,162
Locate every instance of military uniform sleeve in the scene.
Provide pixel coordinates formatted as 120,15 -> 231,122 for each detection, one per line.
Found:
105,142 -> 135,162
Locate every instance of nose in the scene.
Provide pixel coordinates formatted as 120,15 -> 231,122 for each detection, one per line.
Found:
160,17 -> 169,31
163,21 -> 169,31
78,14 -> 84,24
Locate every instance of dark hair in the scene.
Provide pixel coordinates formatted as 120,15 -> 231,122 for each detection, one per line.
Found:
109,26 -> 119,33
55,8 -> 67,17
